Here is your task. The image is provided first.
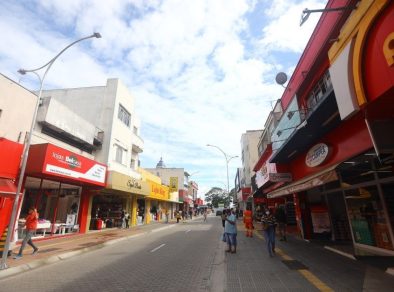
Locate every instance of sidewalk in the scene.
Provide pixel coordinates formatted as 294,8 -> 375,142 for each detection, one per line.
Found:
226,220 -> 394,291
0,216 -> 200,280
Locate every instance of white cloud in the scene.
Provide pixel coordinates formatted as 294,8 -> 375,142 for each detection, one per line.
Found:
0,0 -> 327,196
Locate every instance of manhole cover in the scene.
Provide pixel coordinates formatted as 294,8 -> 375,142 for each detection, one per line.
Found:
282,260 -> 308,270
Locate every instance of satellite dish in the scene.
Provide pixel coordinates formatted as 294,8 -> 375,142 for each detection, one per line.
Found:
275,72 -> 288,86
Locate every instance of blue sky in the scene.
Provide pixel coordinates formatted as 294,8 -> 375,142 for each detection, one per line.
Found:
0,0 -> 326,197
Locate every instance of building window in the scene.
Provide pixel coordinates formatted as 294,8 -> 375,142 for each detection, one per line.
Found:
130,158 -> 136,169
118,104 -> 131,127
306,71 -> 333,110
115,144 -> 126,165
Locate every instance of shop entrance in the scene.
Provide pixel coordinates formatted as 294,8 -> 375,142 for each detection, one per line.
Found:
20,177 -> 81,239
137,198 -> 145,225
90,194 -> 126,230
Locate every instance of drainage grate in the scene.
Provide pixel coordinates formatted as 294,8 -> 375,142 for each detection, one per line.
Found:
281,260 -> 308,270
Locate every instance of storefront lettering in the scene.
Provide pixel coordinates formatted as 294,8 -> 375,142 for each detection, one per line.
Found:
152,186 -> 166,196
383,32 -> 394,67
52,152 -> 81,168
65,155 -> 81,169
306,143 -> 330,167
127,178 -> 142,189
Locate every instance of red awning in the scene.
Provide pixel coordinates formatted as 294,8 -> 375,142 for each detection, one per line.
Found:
0,178 -> 21,198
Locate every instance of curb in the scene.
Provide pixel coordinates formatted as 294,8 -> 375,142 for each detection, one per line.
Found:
0,223 -> 176,280
324,246 -> 357,260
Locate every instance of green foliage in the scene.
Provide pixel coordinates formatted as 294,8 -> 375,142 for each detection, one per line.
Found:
204,187 -> 233,208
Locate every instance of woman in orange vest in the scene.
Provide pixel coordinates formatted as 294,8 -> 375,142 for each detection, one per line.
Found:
243,206 -> 253,237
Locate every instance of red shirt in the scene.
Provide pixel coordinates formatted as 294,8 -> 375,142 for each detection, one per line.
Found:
25,211 -> 38,231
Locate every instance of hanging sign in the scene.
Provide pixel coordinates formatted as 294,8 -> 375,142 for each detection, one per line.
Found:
305,143 -> 330,167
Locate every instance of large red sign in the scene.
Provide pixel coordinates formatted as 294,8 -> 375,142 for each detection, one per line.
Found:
363,3 -> 394,102
27,144 -> 107,186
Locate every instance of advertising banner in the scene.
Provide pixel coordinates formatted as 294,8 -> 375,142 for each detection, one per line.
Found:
169,177 -> 178,192
32,144 -> 107,186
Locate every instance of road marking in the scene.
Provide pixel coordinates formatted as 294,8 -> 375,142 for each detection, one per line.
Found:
244,224 -> 333,292
185,229 -> 191,233
150,243 -> 166,253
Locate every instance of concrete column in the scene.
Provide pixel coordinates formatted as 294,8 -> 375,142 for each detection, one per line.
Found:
131,195 -> 137,227
145,199 -> 151,225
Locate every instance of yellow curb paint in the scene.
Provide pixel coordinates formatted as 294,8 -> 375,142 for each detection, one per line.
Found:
298,270 -> 333,292
252,228 -> 333,292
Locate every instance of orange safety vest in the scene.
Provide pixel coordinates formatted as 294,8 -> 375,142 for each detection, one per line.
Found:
243,210 -> 252,223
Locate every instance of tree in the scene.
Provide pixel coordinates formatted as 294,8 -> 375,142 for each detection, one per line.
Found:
204,187 -> 233,208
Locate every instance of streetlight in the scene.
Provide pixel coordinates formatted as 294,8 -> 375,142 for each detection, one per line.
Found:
206,144 -> 238,197
300,6 -> 354,26
0,32 -> 101,270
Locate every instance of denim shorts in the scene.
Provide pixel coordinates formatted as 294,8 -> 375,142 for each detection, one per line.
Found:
225,233 -> 237,246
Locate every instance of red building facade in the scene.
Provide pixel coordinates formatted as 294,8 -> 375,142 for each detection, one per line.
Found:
255,0 -> 394,256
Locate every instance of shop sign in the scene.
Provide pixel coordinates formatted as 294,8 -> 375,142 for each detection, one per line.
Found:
44,144 -> 106,186
169,177 -> 178,192
269,173 -> 292,182
107,171 -> 149,195
305,143 -> 330,167
149,182 -> 169,200
127,178 -> 142,189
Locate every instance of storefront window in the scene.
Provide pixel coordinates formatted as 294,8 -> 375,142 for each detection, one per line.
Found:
91,195 -> 125,229
346,185 -> 393,250
382,182 -> 394,238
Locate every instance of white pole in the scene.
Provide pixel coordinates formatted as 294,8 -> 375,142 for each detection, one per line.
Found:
0,33 -> 101,270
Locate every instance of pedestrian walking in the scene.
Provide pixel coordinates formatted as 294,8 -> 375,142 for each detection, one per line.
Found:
175,211 -> 181,223
14,207 -> 39,259
224,208 -> 237,253
243,206 -> 254,237
261,208 -> 277,257
181,210 -> 186,222
275,204 -> 287,241
203,210 -> 207,222
189,209 -> 193,219
165,209 -> 169,223
221,209 -> 227,228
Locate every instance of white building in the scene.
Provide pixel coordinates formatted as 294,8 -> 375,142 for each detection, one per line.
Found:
237,130 -> 263,210
38,78 -> 146,230
145,157 -> 192,211
39,78 -> 144,176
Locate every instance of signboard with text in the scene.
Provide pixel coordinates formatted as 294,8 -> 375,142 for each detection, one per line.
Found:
32,143 -> 107,186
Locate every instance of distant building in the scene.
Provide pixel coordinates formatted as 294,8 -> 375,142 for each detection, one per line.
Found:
145,157 -> 193,212
236,130 -> 262,211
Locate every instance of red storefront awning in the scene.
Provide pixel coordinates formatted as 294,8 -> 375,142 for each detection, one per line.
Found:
26,143 -> 107,187
0,178 -> 22,198
267,164 -> 338,199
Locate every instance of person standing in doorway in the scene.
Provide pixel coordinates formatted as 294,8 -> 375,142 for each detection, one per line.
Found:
14,207 -> 39,259
125,211 -> 130,228
261,208 -> 277,257
243,206 -> 254,237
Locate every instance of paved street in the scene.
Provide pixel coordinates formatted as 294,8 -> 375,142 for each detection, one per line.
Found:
1,216 -> 394,291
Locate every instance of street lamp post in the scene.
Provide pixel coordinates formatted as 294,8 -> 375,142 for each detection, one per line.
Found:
0,33 -> 101,270
206,144 -> 238,201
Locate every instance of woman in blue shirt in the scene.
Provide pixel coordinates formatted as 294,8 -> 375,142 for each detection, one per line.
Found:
224,208 -> 237,253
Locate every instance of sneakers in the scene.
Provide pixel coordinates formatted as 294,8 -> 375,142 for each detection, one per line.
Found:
32,248 -> 39,255
13,255 -> 22,260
